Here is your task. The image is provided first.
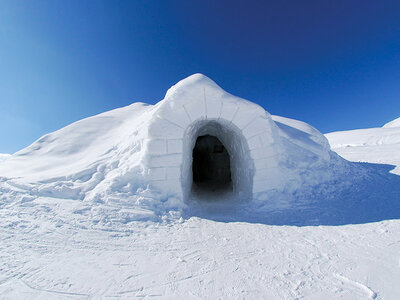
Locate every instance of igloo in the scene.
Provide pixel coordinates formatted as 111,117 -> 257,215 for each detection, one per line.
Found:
146,74 -> 289,201
0,73 -> 340,208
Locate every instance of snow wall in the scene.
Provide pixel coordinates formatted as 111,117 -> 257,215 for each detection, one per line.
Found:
0,74 -> 348,215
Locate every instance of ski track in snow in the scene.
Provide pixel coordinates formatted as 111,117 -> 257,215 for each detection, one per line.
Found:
333,273 -> 377,300
0,197 -> 400,299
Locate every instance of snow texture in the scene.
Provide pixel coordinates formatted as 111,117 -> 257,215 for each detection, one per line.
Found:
326,118 -> 400,175
0,75 -> 399,298
0,154 -> 11,164
1,214 -> 399,299
383,116 -> 400,128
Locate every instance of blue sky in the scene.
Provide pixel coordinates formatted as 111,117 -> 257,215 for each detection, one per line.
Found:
1,1 -> 400,153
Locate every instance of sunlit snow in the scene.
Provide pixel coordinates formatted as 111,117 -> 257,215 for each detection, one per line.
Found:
0,154 -> 10,164
326,120 -> 400,175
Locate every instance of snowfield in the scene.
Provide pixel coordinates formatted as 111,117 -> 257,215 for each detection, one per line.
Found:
1,212 -> 399,299
0,75 -> 399,298
326,118 -> 400,175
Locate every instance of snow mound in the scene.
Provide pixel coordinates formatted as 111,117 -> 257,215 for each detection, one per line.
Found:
383,116 -> 400,128
1,74 -> 394,224
272,115 -> 331,158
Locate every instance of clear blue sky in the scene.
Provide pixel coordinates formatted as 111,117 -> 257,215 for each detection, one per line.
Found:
1,1 -> 400,153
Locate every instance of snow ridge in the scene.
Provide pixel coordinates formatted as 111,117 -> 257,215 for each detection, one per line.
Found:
383,116 -> 400,128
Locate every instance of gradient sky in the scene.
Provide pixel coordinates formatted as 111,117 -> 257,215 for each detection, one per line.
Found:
1,1 -> 400,153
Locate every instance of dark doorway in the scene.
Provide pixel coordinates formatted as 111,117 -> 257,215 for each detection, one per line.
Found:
192,135 -> 232,192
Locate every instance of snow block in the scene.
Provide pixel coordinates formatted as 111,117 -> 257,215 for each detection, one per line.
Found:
204,90 -> 223,119
147,154 -> 182,168
184,98 -> 207,122
166,167 -> 181,180
146,139 -> 167,155
242,117 -> 270,139
167,139 -> 183,154
157,105 -> 191,128
148,117 -> 184,139
219,101 -> 239,122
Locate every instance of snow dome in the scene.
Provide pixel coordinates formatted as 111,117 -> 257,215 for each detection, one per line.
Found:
146,74 -> 283,202
0,74 -> 344,211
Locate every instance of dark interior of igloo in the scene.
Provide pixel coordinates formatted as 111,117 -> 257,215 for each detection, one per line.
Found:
192,135 -> 232,193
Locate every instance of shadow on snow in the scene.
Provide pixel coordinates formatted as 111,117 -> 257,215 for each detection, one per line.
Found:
184,162 -> 400,226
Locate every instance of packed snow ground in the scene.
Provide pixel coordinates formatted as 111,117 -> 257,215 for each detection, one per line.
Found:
1,212 -> 399,299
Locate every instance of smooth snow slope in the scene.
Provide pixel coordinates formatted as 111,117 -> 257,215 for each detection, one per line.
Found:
326,117 -> 400,175
383,116 -> 400,128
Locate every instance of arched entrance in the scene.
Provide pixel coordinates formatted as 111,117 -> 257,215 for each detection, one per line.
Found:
192,135 -> 232,193
181,119 -> 254,202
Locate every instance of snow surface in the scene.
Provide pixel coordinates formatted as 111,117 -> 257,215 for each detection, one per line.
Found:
1,212 -> 399,299
326,118 -> 400,175
0,154 -> 11,164
383,116 -> 400,128
0,76 -> 399,298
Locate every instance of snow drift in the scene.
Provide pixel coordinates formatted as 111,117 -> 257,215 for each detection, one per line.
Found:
0,74 -> 386,222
